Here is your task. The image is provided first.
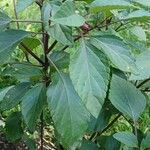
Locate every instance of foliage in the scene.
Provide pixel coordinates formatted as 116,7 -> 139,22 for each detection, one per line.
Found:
0,0 -> 150,149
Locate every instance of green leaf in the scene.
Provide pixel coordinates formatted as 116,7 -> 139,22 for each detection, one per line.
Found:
141,135 -> 150,149
12,63 -> 42,82
0,30 -> 29,64
0,11 -> 11,30
70,40 -> 110,118
90,0 -> 133,13
46,24 -> 73,45
19,37 -> 41,51
92,101 -> 117,132
0,82 -> 31,111
130,50 -> 150,80
5,112 -> 23,142
0,86 -> 14,102
110,75 -> 146,121
25,138 -> 36,150
21,83 -> 46,132
133,0 -> 150,7
97,135 -> 121,150
49,51 -> 70,71
16,0 -> 36,13
52,0 -> 85,26
124,10 -> 150,21
42,1 -> 52,27
47,73 -> 89,149
79,140 -> 99,150
91,35 -> 136,72
42,1 -> 60,27
113,132 -> 138,148
130,26 -> 146,41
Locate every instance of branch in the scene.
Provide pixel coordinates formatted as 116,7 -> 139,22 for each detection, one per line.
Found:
136,78 -> 150,88
47,40 -> 58,54
11,20 -> 43,24
90,113 -> 121,141
60,19 -> 126,52
21,43 -> 45,65
13,0 -> 19,29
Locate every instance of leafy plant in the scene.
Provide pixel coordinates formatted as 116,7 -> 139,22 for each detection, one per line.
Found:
0,0 -> 150,149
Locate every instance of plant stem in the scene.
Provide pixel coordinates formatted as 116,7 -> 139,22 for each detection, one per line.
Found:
40,112 -> 44,150
90,113 -> 121,141
13,0 -> 30,62
136,78 -> 150,88
60,19 -> 127,52
13,0 -> 19,29
21,43 -> 45,65
11,19 -> 43,23
48,40 -> 58,54
39,3 -> 50,149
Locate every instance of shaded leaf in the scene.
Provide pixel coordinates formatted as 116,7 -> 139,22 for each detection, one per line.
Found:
5,112 -> 23,142
0,30 -> 29,64
79,140 -> 99,150
12,63 -> 42,82
21,83 -> 46,132
0,82 -> 31,111
141,135 -> 150,149
97,135 -> 121,150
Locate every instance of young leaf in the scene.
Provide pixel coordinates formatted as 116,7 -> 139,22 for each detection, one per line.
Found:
0,30 -> 29,64
21,83 -> 46,132
16,0 -> 36,13
5,112 -> 23,142
113,132 -> 138,148
51,0 -> 85,27
70,40 -> 110,118
0,82 -> 31,111
46,24 -> 73,45
110,75 -> 146,121
141,135 -> 150,149
91,35 -> 136,72
130,50 -> 150,80
0,11 -> 11,30
90,0 -> 133,13
47,73 -> 89,149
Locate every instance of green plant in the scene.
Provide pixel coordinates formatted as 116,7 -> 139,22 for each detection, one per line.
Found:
0,0 -> 150,149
